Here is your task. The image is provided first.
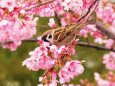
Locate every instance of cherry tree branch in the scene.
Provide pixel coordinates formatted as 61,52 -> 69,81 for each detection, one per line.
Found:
77,41 -> 115,52
14,39 -> 115,52
26,0 -> 54,11
95,22 -> 115,40
23,39 -> 114,52
76,0 -> 99,23
2,21 -> 115,52
1,38 -> 115,52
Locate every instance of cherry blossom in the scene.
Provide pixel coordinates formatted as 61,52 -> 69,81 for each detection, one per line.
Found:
23,37 -> 83,85
61,0 -> 83,14
61,12 -> 76,26
0,0 -> 38,51
94,72 -> 110,86
48,18 -> 56,28
59,60 -> 84,84
23,41 -> 55,71
103,52 -> 115,70
95,72 -> 115,86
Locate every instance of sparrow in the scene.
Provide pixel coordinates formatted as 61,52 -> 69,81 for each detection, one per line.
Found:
41,0 -> 99,45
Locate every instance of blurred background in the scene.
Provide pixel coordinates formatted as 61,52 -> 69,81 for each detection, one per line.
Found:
0,0 -> 115,85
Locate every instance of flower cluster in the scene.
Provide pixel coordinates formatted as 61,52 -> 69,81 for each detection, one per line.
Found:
103,52 -> 115,70
94,72 -> 115,86
61,0 -> 83,13
61,12 -> 76,26
59,61 -> 84,84
23,38 -> 84,85
32,4 -> 55,17
0,0 -> 38,51
22,40 -> 55,71
48,18 -> 56,28
96,3 -> 115,24
94,1 -> 115,49
80,24 -> 102,38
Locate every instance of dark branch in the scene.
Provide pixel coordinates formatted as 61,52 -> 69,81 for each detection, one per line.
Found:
54,11 -> 62,26
23,39 -> 115,52
76,0 -> 99,23
54,0 -> 100,26
95,22 -> 115,40
77,41 -> 115,52
1,38 -> 114,52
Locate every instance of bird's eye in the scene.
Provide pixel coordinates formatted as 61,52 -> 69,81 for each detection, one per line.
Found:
41,35 -> 49,42
48,34 -> 52,39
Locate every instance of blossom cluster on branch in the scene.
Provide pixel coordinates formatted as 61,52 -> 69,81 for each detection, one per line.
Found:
23,38 -> 84,85
0,0 -> 38,51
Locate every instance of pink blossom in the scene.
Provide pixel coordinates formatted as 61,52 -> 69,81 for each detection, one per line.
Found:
59,69 -> 71,84
94,38 -> 105,44
0,20 -> 9,26
23,42 -> 56,71
108,72 -> 115,86
61,0 -> 83,14
83,0 -> 94,8
59,60 -> 84,84
79,29 -> 89,38
49,81 -> 57,86
109,26 -> 115,33
34,4 -> 55,17
104,39 -> 114,49
96,3 -> 115,23
94,72 -> 110,86
103,52 -> 115,70
0,16 -> 38,50
94,38 -> 114,49
0,0 -> 38,50
65,61 -> 84,76
0,8 -> 4,18
94,72 -> 115,86
112,20 -> 115,27
58,45 -> 75,55
48,18 -> 56,28
51,71 -> 57,81
49,45 -> 61,58
49,44 -> 76,58
57,45 -> 67,54
61,12 -> 76,26
54,1 -> 64,15
0,0 -> 16,12
2,41 -> 21,51
49,71 -> 58,86
68,46 -> 75,55
23,52 -> 55,71
80,24 -> 102,38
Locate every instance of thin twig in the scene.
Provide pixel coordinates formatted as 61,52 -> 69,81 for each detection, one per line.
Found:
26,0 -> 54,11
76,0 -> 100,23
54,11 -> 62,26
